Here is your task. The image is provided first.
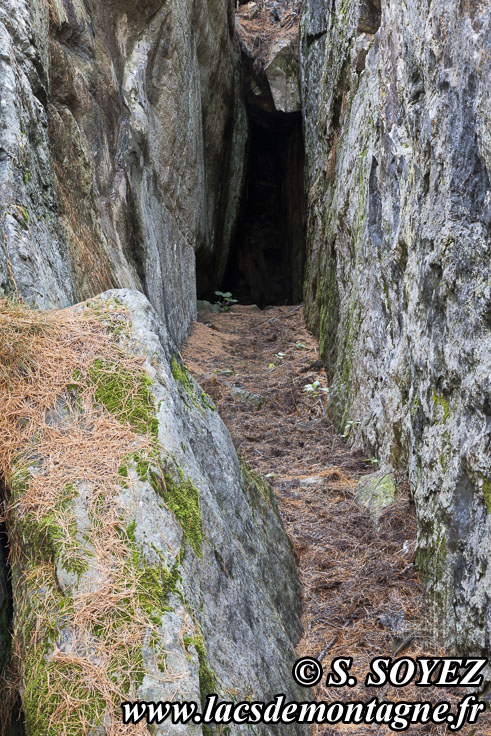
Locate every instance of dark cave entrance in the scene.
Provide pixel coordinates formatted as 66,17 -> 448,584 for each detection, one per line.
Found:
225,110 -> 306,306
197,107 -> 306,308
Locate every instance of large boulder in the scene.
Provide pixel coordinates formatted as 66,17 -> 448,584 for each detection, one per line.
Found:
265,37 -> 301,114
2,290 -> 306,734
236,4 -> 301,116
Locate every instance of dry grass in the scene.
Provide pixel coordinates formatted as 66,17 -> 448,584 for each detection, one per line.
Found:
0,297 -> 176,735
0,297 -> 145,477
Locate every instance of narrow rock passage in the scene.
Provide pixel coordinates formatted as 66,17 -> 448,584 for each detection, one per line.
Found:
183,305 -> 491,735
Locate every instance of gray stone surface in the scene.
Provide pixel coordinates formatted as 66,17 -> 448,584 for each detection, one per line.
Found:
0,0 -> 247,344
265,37 -> 301,114
300,0 -> 491,656
9,290 -> 306,735
0,0 -> 75,310
355,472 -> 398,526
231,385 -> 266,409
236,11 -> 301,117
197,300 -> 220,314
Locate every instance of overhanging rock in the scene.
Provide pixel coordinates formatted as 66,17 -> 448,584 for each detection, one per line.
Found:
265,36 -> 301,114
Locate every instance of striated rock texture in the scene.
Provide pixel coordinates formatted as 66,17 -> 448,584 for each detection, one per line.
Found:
0,0 -> 246,344
300,0 -> 491,657
4,290 -> 305,735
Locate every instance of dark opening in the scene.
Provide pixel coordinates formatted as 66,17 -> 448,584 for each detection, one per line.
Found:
197,104 -> 306,308
1,498 -> 25,735
223,109 -> 306,306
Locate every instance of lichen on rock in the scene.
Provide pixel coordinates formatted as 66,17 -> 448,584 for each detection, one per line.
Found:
0,0 -> 247,344
355,472 -> 398,525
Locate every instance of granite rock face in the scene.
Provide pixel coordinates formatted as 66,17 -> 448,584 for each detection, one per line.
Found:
300,0 -> 491,656
6,290 -> 306,735
0,2 -> 308,727
265,36 -> 302,114
0,0 -> 246,344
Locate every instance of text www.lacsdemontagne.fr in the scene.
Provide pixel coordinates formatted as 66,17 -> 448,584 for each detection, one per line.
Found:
122,693 -> 485,732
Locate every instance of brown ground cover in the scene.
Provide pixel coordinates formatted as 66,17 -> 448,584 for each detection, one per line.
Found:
236,0 -> 302,68
183,304 -> 491,735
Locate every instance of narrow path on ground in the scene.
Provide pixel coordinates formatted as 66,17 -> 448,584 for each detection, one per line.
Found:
183,304 -> 489,736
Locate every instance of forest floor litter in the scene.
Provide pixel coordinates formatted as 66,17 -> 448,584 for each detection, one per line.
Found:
183,303 -> 491,736
236,0 -> 302,68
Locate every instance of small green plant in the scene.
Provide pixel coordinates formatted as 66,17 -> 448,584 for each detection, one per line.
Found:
214,291 -> 238,312
213,368 -> 236,376
341,419 -> 361,438
20,206 -> 29,229
304,380 -> 329,398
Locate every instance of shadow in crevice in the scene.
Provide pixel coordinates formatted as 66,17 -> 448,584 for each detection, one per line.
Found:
358,0 -> 382,35
222,108 -> 306,307
0,514 -> 25,735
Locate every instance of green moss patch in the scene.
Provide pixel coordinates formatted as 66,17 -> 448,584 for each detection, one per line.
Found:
171,356 -> 215,414
240,459 -> 273,507
481,476 -> 491,514
2,300 -> 192,733
184,629 -> 218,715
150,464 -> 203,558
355,473 -> 397,523
23,653 -> 106,736
121,520 -> 183,617
432,390 -> 449,423
89,358 -> 158,437
15,495 -> 183,736
13,471 -> 89,579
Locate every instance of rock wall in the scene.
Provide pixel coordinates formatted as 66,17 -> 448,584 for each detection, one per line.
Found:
0,0 -> 246,344
300,0 -> 491,655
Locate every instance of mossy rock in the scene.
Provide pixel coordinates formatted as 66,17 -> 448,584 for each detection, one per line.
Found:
355,472 -> 398,525
89,358 -> 159,437
231,386 -> 265,410
197,300 -> 220,314
240,459 -> 274,507
171,356 -> 215,414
